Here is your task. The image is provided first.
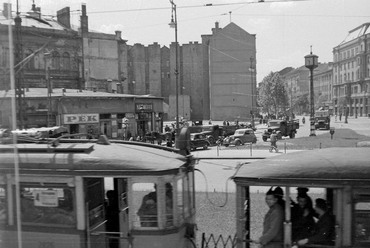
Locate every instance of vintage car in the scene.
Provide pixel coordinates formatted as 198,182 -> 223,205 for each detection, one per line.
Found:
190,133 -> 210,150
223,128 -> 257,147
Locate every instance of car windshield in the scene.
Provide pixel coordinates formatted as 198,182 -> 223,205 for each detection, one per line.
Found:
235,130 -> 246,135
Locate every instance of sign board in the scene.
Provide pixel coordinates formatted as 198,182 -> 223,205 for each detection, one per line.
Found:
34,190 -> 59,207
63,114 -> 99,124
125,113 -> 135,119
135,103 -> 153,112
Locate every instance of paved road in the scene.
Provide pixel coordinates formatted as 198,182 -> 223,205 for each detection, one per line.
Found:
192,116 -> 370,193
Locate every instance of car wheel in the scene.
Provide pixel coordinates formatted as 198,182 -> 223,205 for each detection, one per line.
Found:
262,136 -> 267,142
224,144 -> 229,147
235,140 -> 242,146
208,137 -> 215,145
203,144 -> 208,150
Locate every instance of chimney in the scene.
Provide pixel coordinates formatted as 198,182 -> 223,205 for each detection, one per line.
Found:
80,3 -> 89,35
2,3 -> 12,19
212,21 -> 221,34
57,7 -> 71,29
115,30 -> 121,40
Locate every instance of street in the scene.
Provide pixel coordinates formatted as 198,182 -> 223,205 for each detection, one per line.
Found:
192,116 -> 370,193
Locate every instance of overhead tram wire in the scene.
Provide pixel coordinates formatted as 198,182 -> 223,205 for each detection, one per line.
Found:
86,0 -> 313,15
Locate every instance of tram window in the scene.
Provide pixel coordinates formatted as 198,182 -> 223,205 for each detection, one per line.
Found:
0,186 -> 6,222
165,182 -> 174,227
133,183 -> 158,228
354,192 -> 370,243
177,179 -> 184,223
19,185 -> 76,226
85,178 -> 105,227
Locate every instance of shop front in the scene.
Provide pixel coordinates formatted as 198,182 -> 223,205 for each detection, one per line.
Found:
62,113 -> 100,138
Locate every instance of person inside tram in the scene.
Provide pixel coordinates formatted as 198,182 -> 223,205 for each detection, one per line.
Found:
291,188 -> 315,242
105,190 -> 119,248
297,198 -> 335,246
253,187 -> 284,248
137,185 -> 158,227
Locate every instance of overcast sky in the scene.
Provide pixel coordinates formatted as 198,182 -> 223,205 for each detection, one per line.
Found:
11,0 -> 370,83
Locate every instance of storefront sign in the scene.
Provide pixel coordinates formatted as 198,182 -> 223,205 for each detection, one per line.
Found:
63,114 -> 99,124
125,113 -> 135,119
135,103 -> 153,112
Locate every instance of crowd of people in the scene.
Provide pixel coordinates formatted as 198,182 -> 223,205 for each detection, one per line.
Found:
253,187 -> 336,248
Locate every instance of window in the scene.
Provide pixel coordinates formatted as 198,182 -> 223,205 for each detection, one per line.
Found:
353,190 -> 370,245
52,51 -> 60,70
133,182 -> 158,228
24,49 -> 35,69
0,185 -> 6,224
19,183 -> 76,226
61,52 -> 70,70
1,48 -> 9,67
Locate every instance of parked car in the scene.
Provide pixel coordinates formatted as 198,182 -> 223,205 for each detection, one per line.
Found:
223,128 -> 257,147
190,133 -> 210,150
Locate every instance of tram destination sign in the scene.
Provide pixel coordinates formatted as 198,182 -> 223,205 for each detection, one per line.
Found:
63,113 -> 99,124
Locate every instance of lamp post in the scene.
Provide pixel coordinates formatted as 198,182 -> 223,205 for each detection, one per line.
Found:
44,52 -> 52,127
304,49 -> 319,137
169,0 -> 179,145
249,57 -> 255,128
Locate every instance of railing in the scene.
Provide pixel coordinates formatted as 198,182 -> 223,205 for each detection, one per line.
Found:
201,233 -> 238,248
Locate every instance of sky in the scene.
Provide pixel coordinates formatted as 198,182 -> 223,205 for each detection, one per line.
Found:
9,0 -> 370,83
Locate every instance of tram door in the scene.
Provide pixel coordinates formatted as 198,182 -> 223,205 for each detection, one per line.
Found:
114,178 -> 130,248
85,178 -> 129,248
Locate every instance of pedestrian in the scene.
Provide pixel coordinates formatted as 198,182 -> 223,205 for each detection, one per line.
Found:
270,130 -> 278,152
253,187 -> 284,248
297,198 -> 335,246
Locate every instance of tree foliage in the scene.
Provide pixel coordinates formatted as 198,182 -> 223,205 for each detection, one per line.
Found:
257,72 -> 289,116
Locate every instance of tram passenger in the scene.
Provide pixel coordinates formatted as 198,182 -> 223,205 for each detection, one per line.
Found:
291,188 -> 315,241
105,190 -> 119,248
253,187 -> 284,248
297,198 -> 335,246
137,185 -> 158,227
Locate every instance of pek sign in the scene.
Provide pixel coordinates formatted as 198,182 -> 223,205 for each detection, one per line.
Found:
63,114 -> 99,124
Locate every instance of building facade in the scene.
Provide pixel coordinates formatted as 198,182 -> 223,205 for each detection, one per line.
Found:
0,88 -> 164,139
202,22 -> 257,122
1,3 -> 257,127
332,23 -> 370,117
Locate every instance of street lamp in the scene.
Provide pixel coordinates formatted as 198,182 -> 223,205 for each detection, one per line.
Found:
304,48 -> 319,137
249,57 -> 255,129
169,0 -> 179,146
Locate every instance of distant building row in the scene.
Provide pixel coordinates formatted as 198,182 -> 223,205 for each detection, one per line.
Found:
281,23 -> 370,117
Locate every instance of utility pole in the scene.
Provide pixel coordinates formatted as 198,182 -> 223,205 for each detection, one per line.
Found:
250,57 -> 255,128
14,0 -> 25,129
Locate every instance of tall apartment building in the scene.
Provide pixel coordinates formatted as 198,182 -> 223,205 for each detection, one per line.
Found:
202,22 -> 256,121
332,23 -> 370,117
313,63 -> 333,110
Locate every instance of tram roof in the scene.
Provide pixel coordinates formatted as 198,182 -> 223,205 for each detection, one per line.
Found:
233,147 -> 370,186
0,141 -> 190,176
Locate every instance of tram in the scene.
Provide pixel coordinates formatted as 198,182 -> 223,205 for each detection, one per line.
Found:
0,135 -> 196,248
232,147 -> 370,248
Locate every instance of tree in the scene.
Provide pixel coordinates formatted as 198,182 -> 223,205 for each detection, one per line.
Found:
296,93 -> 309,114
257,72 -> 289,117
